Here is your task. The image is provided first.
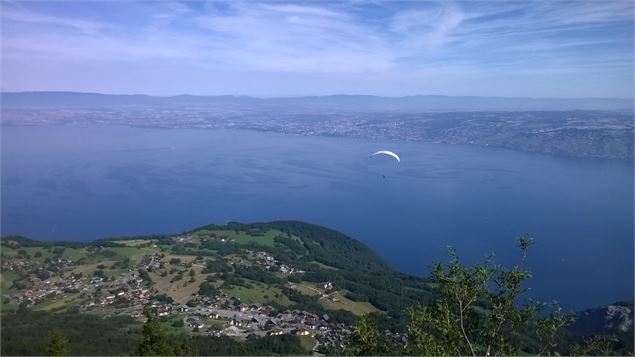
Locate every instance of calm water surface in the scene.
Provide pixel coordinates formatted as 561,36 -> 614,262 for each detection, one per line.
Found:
2,125 -> 633,310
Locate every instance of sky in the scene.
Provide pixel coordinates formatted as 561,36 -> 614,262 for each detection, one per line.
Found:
1,0 -> 633,98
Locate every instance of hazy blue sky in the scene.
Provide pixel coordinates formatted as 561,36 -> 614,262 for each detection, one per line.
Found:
1,0 -> 633,98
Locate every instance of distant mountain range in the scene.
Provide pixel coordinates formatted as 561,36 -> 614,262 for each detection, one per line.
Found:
2,91 -> 632,112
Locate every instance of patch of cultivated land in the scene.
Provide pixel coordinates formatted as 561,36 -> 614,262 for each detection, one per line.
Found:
0,271 -> 20,295
1,246 -> 86,263
149,265 -> 207,303
224,282 -> 292,306
293,281 -> 379,316
311,261 -> 339,270
69,261 -> 117,276
294,282 -> 322,296
117,239 -> 153,247
298,335 -> 317,352
320,291 -> 379,316
292,282 -> 379,316
194,229 -> 279,247
164,254 -> 199,266
34,292 -> 82,311
104,246 -> 161,264
202,318 -> 229,329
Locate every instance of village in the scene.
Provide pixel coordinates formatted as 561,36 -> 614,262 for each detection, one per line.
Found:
2,245 -> 353,352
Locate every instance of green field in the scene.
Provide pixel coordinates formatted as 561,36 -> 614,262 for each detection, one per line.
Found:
58,248 -> 88,261
293,282 -> 378,316
298,335 -> 316,352
33,293 -> 82,312
22,247 -> 53,261
294,282 -> 322,296
310,261 -> 339,270
320,291 -> 379,316
202,318 -> 229,329
0,271 -> 20,295
159,315 -> 188,334
224,283 -> 292,306
196,229 -> 279,247
1,246 -> 50,261
103,246 -> 160,264
68,261 -> 115,276
2,246 -> 87,263
1,299 -> 18,313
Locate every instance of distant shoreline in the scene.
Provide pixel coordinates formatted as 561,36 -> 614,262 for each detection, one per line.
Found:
2,111 -> 633,161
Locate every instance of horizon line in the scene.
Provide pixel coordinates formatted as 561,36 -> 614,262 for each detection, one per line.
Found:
1,90 -> 633,101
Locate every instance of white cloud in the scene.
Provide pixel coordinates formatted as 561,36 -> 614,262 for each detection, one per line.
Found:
0,0 -> 632,97
390,3 -> 464,51
1,5 -> 110,36
191,2 -> 394,72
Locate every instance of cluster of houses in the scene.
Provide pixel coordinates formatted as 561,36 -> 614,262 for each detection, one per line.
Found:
174,302 -> 350,341
143,254 -> 164,270
82,269 -> 151,308
13,278 -> 61,303
243,251 -> 305,274
3,244 -> 355,351
12,261 -> 151,309
2,258 -> 43,272
9,258 -> 78,304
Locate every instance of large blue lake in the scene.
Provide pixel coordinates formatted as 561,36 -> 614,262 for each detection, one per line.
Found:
1,125 -> 633,310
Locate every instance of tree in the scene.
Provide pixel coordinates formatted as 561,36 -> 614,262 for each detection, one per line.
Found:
345,315 -> 388,355
136,311 -> 196,356
570,335 -> 619,356
136,312 -> 173,356
402,236 -> 575,356
46,330 -> 70,356
171,333 -> 198,356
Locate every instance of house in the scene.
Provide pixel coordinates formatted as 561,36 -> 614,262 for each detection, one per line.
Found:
222,326 -> 241,336
323,282 -> 333,290
186,316 -> 204,329
229,318 -> 242,327
157,308 -> 170,317
279,312 -> 295,322
264,318 -> 277,329
260,306 -> 274,316
207,327 -> 222,337
267,328 -> 285,336
292,329 -> 311,336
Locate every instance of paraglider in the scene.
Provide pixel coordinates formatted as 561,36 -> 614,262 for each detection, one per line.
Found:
369,150 -> 400,179
370,150 -> 400,162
